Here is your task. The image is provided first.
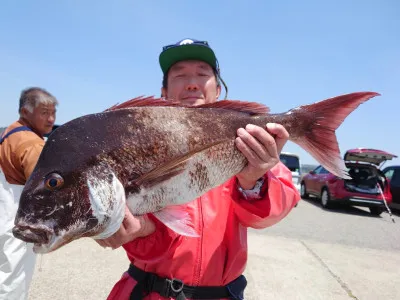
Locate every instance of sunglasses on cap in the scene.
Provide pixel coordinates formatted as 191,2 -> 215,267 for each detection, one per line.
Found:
162,39 -> 211,51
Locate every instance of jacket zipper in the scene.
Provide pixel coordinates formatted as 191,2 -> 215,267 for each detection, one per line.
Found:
193,196 -> 204,286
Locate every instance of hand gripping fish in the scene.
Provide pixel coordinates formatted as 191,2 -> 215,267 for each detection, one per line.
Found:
12,92 -> 379,253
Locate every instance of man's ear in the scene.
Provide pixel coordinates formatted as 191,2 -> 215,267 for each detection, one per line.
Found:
20,107 -> 29,118
216,84 -> 221,100
161,87 -> 167,98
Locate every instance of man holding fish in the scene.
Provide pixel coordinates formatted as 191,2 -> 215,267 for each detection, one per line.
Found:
103,38 -> 301,300
10,38 -> 378,300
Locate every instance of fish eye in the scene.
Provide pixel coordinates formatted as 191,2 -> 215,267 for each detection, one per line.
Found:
44,173 -> 64,191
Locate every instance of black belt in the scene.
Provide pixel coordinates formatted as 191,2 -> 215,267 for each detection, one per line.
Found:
128,264 -> 247,300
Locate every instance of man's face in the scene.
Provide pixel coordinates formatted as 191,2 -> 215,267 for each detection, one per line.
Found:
161,60 -> 221,106
22,102 -> 56,136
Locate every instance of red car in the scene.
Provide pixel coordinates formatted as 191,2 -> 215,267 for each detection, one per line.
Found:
300,148 -> 397,216
382,165 -> 400,210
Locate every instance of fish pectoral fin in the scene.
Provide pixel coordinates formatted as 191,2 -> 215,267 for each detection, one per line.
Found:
153,206 -> 199,237
134,163 -> 186,189
133,140 -> 227,188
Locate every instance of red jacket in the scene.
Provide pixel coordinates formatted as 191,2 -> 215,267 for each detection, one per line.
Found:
107,162 -> 300,299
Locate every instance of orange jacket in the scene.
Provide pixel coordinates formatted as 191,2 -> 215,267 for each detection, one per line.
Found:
0,121 -> 45,185
107,162 -> 300,299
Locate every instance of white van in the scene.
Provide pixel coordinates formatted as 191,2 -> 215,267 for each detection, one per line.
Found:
279,152 -> 301,193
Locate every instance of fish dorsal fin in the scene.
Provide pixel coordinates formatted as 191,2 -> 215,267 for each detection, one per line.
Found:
104,96 -> 180,112
196,100 -> 270,115
105,96 -> 269,115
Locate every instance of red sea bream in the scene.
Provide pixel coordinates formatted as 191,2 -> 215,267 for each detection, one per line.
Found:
12,92 -> 379,253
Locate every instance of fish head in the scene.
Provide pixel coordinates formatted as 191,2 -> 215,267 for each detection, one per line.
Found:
12,120 -> 127,254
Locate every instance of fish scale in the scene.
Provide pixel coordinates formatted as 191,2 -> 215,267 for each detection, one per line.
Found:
127,140 -> 245,216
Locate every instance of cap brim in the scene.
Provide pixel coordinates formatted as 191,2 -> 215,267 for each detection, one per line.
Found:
159,44 -> 217,74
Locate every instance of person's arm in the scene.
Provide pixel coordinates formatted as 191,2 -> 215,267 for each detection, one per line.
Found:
96,208 -> 181,263
121,213 -> 182,263
232,122 -> 300,228
231,162 -> 300,229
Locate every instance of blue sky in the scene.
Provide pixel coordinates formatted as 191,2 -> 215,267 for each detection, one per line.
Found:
1,0 -> 399,167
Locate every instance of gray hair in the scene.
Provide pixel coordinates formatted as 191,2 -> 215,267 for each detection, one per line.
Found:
19,87 -> 59,114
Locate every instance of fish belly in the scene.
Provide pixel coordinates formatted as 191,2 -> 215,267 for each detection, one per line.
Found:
126,140 -> 246,215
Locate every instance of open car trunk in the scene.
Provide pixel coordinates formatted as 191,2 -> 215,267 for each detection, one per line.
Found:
344,163 -> 386,195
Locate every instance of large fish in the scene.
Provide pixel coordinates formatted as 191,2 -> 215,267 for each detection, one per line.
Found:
12,92 -> 379,253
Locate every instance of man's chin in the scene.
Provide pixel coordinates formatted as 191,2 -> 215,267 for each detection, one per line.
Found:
44,127 -> 54,134
181,98 -> 205,106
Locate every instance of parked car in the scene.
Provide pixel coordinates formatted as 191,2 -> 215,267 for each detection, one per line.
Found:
301,164 -> 318,177
300,148 -> 397,216
279,152 -> 301,194
382,165 -> 400,210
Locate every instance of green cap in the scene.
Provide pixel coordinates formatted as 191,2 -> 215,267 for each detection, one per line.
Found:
159,38 -> 218,74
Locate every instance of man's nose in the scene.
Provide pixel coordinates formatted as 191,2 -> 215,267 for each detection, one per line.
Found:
186,83 -> 199,91
48,114 -> 55,123
184,75 -> 200,90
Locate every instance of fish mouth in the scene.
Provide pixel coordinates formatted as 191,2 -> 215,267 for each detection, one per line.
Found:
12,224 -> 53,245
32,235 -> 69,254
13,219 -> 98,254
13,224 -> 88,254
32,230 -> 89,254
12,223 -> 62,254
12,226 -> 70,254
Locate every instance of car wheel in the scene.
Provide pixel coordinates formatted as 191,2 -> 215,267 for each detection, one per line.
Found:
369,207 -> 384,216
320,188 -> 332,209
300,182 -> 309,199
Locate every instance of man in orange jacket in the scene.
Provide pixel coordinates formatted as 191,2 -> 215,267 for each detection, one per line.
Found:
0,87 -> 58,300
100,38 -> 300,300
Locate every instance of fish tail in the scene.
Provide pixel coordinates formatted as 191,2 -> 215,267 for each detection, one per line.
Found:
288,92 -> 380,179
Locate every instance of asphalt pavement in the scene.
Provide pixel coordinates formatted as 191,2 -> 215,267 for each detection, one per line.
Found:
27,199 -> 400,300
258,197 -> 400,251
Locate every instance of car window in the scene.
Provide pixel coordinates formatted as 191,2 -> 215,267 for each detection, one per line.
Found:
384,169 -> 394,180
313,166 -> 323,174
279,154 -> 300,172
391,171 -> 400,186
320,167 -> 330,174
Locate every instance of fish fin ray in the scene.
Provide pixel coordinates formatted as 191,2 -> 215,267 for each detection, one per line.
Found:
290,92 -> 380,179
135,167 -> 186,189
104,96 -> 269,115
134,140 -> 227,188
104,96 -> 181,111
152,206 -> 199,237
